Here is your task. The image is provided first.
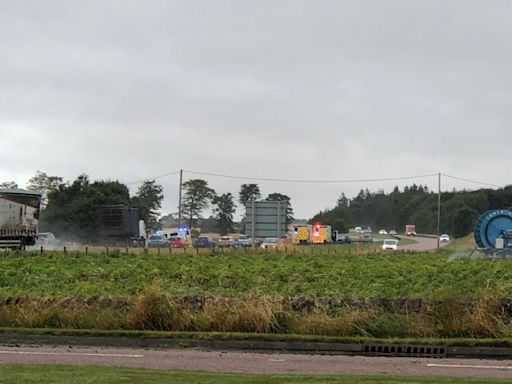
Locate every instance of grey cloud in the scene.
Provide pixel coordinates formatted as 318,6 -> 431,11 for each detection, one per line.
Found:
0,1 -> 510,219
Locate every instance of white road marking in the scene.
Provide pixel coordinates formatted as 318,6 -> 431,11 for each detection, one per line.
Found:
0,350 -> 144,358
428,363 -> 512,370
268,359 -> 286,362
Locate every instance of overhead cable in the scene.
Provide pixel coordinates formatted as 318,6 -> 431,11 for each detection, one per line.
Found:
183,170 -> 439,183
126,170 -> 180,185
441,173 -> 504,189
124,169 -> 505,190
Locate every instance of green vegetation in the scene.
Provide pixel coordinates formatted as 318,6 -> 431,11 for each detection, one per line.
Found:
0,365 -> 509,384
1,250 -> 512,338
0,251 -> 510,298
312,184 -> 512,238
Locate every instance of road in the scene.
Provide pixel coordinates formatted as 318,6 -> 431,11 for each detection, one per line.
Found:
1,345 -> 512,379
400,236 -> 439,252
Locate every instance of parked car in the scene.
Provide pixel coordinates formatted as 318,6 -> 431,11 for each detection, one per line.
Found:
234,235 -> 252,247
169,236 -> 186,248
439,234 -> 450,243
354,226 -> 363,233
358,234 -> 373,243
260,237 -> 280,249
193,236 -> 215,248
378,229 -> 388,235
389,229 -> 398,236
335,234 -> 352,244
217,235 -> 235,247
35,232 -> 60,246
382,239 -> 399,251
148,235 -> 170,248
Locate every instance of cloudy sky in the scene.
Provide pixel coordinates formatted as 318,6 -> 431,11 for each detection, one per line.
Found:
1,1 -> 510,219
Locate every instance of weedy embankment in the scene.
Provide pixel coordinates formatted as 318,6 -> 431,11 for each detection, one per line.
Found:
0,250 -> 511,338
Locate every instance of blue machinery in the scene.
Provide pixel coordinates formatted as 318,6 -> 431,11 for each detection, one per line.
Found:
473,209 -> 512,258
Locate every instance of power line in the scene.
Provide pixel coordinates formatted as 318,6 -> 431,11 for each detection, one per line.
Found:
126,170 -> 180,185
183,170 -> 439,183
441,173 -> 504,189
124,169 -> 505,190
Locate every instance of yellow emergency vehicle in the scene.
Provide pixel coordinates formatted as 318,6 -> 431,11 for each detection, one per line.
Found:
292,224 -> 311,245
311,224 -> 332,244
291,224 -> 332,244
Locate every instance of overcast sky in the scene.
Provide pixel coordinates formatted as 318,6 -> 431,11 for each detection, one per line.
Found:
1,1 -> 511,219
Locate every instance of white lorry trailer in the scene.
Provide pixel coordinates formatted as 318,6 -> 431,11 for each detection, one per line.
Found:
0,189 -> 42,249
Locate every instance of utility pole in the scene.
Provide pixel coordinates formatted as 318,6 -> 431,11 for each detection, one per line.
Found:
437,172 -> 441,251
177,169 -> 183,229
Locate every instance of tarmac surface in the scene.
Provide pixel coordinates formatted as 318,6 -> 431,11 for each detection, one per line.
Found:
1,345 -> 512,379
400,236 -> 440,251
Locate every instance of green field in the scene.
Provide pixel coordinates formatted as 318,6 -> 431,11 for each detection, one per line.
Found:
0,365 -> 508,384
0,250 -> 510,338
0,251 -> 507,298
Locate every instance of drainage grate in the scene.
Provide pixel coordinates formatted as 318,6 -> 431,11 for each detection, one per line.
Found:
362,344 -> 446,358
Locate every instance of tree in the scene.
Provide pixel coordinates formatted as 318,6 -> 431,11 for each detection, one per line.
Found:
26,171 -> 63,208
131,180 -> 164,229
181,179 -> 216,228
310,206 -> 349,233
0,181 -> 18,189
239,184 -> 261,206
199,215 -> 219,233
266,193 -> 294,224
41,175 -> 131,240
452,206 -> 479,238
213,193 -> 236,235
337,192 -> 349,208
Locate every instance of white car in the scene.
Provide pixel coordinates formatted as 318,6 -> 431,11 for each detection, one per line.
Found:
382,239 -> 399,251
218,235 -> 235,247
35,232 -> 60,246
260,237 -> 280,249
389,230 -> 398,236
439,234 -> 450,243
354,226 -> 363,233
378,229 -> 388,235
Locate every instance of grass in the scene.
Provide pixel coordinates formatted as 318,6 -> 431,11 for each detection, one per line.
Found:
0,251 -> 510,298
1,250 -> 512,338
444,234 -> 475,252
1,286 -> 511,338
0,365 -> 509,384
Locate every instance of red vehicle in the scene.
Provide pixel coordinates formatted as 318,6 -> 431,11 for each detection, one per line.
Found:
170,236 -> 186,248
405,224 -> 416,236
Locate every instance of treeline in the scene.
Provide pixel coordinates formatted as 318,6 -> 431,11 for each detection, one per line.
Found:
1,173 -> 293,239
311,184 -> 512,238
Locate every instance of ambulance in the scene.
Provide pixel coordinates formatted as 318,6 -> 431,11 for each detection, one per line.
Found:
311,224 -> 332,244
292,224 -> 312,245
291,223 -> 332,245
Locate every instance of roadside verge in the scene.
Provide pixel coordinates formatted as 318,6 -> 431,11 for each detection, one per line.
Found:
1,328 -> 512,359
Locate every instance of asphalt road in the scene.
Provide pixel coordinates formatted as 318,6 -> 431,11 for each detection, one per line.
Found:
1,345 -> 512,379
400,236 -> 439,252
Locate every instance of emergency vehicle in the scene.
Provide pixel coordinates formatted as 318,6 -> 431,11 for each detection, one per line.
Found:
159,226 -> 193,246
292,224 -> 311,245
311,224 -> 332,244
291,223 -> 332,244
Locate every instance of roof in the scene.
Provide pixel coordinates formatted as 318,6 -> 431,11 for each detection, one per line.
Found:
0,188 -> 42,196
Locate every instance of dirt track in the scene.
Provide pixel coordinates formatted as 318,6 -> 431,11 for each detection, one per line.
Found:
1,345 -> 512,379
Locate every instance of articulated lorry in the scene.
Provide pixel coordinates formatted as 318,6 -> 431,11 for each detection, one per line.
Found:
0,188 -> 42,249
99,205 -> 146,246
